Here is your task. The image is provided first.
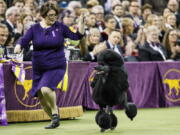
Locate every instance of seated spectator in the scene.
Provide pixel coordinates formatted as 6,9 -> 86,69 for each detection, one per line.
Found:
141,4 -> 152,25
164,13 -> 177,31
0,0 -> 7,22
139,25 -> 168,61
0,23 -> 9,58
111,4 -> 124,30
80,27 -> 101,58
84,12 -> 96,35
163,29 -> 180,60
91,5 -> 105,32
3,6 -> 23,47
59,9 -> 76,27
100,14 -> 117,41
86,0 -> 99,12
83,29 -> 123,61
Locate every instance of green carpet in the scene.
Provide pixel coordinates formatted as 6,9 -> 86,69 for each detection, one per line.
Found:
0,107 -> 180,135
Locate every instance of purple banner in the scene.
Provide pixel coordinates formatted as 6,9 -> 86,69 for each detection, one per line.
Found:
3,62 -> 89,110
157,62 -> 180,107
0,63 -> 7,126
2,61 -> 180,113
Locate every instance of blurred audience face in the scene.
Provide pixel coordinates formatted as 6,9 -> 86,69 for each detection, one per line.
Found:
169,30 -> 177,43
129,1 -> 139,15
122,18 -> 134,35
23,15 -> 33,25
92,6 -> 104,22
85,13 -> 96,27
0,2 -> 6,15
45,9 -> 57,26
166,14 -> 176,27
152,16 -> 161,29
163,8 -> 172,18
146,26 -> 160,43
168,0 -> 178,12
143,8 -> 152,20
112,5 -> 124,17
109,31 -> 121,45
15,2 -> 24,10
63,12 -> 75,26
8,12 -> 20,25
89,28 -> 100,45
0,26 -> 8,45
105,18 -> 116,30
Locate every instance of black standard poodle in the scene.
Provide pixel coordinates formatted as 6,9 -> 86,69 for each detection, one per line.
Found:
91,49 -> 137,132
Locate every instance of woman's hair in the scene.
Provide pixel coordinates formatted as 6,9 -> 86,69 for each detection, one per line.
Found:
104,14 -> 115,22
162,29 -> 177,51
122,17 -> 134,35
40,2 -> 59,18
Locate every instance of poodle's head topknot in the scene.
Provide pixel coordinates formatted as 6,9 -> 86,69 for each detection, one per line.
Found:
97,49 -> 124,67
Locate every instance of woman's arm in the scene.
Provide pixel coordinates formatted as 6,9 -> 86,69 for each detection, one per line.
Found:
14,26 -> 33,53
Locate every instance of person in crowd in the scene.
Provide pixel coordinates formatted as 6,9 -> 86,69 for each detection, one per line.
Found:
167,0 -> 180,27
83,29 -> 123,61
163,29 -> 180,60
91,5 -> 105,32
0,0 -> 7,22
163,8 -> 172,18
82,12 -> 96,36
3,6 -> 23,46
67,1 -> 82,17
14,2 -> 85,129
111,4 -> 124,30
20,14 -> 35,61
80,27 -> 101,58
139,25 -> 168,61
125,0 -> 142,34
86,0 -> 99,12
164,13 -> 177,30
142,0 -> 168,14
59,9 -> 76,27
141,4 -> 152,25
13,0 -> 25,13
101,14 -> 117,41
0,23 -> 9,58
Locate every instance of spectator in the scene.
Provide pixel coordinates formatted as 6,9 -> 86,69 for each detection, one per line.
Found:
3,6 -> 23,46
83,29 -> 124,61
141,4 -> 152,25
139,25 -> 168,61
0,23 -> 9,58
111,4 -> 124,29
0,0 -> 7,22
163,29 -> 180,60
167,0 -> 180,27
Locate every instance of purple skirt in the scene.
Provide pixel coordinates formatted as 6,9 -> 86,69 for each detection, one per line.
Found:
30,64 -> 66,97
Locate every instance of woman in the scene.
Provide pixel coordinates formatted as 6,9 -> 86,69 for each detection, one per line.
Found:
163,29 -> 180,60
80,27 -> 101,58
14,2 -> 85,129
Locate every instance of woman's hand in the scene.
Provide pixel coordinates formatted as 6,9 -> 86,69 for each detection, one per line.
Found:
14,44 -> 22,54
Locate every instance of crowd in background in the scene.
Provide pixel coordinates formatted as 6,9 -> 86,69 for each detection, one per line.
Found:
0,0 -> 180,62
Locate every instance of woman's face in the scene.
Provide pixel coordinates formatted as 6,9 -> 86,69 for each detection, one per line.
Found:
169,30 -> 177,43
89,32 -> 100,45
163,8 -> 171,18
0,3 -> 6,15
63,13 -> 75,26
86,14 -> 96,27
45,9 -> 57,25
167,14 -> 176,26
23,15 -> 33,25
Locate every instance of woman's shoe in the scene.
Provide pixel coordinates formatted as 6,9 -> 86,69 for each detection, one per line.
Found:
45,114 -> 60,129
